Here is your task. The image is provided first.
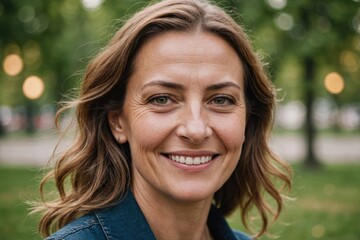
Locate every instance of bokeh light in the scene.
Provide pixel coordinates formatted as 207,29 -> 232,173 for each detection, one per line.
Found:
3,54 -> 24,76
22,75 -> 45,100
324,72 -> 345,94
312,224 -> 326,238
17,5 -> 35,23
340,51 -> 359,72
267,0 -> 287,10
81,0 -> 104,11
317,17 -> 331,33
275,13 -> 294,31
23,41 -> 41,65
353,11 -> 360,33
17,5 -> 49,34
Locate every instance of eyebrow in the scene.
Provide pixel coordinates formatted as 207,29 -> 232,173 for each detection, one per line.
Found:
141,80 -> 241,91
141,80 -> 184,91
206,82 -> 241,91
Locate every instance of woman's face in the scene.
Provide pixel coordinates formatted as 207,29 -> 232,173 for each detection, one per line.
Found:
110,31 -> 246,203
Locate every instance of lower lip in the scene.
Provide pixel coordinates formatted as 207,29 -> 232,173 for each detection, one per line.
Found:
164,155 -> 216,172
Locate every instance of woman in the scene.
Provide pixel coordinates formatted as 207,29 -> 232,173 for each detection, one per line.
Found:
36,0 -> 291,239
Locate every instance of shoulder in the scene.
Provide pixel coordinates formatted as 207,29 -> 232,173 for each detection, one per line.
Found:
45,214 -> 106,240
232,229 -> 252,240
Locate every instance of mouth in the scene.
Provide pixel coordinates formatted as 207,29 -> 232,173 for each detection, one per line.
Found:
164,154 -> 218,165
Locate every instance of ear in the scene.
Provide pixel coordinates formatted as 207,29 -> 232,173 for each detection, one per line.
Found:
108,111 -> 128,144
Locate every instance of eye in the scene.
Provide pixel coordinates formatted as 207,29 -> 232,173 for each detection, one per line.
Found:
210,95 -> 235,105
149,95 -> 172,105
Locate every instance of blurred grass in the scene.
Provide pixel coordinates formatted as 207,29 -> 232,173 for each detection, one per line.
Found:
0,166 -> 41,240
0,164 -> 359,239
229,164 -> 360,239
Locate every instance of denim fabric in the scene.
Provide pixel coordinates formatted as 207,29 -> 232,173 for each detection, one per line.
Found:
46,190 -> 250,240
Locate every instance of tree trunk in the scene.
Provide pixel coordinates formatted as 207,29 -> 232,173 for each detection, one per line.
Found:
0,113 -> 5,137
25,101 -> 36,134
303,57 -> 320,168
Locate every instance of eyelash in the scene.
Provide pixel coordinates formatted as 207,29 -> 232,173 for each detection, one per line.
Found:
209,95 -> 236,105
147,94 -> 236,108
148,95 -> 174,106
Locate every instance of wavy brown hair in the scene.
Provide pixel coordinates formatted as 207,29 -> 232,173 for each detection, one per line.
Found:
35,0 -> 291,237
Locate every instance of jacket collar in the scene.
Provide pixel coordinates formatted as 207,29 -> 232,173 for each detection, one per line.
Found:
95,190 -> 238,240
95,190 -> 156,240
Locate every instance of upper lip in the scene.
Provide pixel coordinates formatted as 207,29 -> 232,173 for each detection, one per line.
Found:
162,151 -> 218,157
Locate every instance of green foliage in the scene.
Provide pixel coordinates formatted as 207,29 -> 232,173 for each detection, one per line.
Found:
0,0 -> 147,106
223,0 -> 360,105
228,164 -> 360,239
1,0 -> 359,107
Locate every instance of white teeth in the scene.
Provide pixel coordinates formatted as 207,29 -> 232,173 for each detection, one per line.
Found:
194,157 -> 200,165
168,155 -> 214,165
186,157 -> 192,165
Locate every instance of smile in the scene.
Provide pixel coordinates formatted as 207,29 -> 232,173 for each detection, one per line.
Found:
168,155 -> 215,165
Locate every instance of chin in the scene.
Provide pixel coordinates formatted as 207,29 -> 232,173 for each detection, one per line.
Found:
165,185 -> 218,203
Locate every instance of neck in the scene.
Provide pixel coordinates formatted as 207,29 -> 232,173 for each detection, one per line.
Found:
132,186 -> 214,240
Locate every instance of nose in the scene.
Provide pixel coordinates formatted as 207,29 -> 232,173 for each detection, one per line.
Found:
176,103 -> 212,144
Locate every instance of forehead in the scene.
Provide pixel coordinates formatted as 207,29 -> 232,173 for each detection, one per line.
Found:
128,30 -> 244,87
135,30 -> 241,64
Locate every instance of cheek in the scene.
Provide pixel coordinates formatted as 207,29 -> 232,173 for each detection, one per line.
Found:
223,128 -> 245,151
213,113 -> 246,151
126,111 -> 177,151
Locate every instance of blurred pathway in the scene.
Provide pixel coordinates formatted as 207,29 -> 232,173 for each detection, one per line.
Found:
270,134 -> 360,164
0,135 -> 71,167
0,134 -> 359,167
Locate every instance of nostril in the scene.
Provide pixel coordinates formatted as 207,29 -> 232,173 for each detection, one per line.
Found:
175,108 -> 212,144
176,125 -> 211,144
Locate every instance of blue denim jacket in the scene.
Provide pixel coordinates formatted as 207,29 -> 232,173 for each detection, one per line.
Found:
46,190 -> 250,240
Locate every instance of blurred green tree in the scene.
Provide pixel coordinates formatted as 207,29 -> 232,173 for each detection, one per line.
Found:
0,0 -> 143,134
218,0 -> 360,167
0,0 -> 359,168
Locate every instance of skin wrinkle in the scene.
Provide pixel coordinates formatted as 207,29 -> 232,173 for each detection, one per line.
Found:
36,1 -> 292,238
137,76 -> 244,120
110,31 -> 246,240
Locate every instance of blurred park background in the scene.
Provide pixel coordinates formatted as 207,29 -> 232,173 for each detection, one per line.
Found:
0,0 -> 359,239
